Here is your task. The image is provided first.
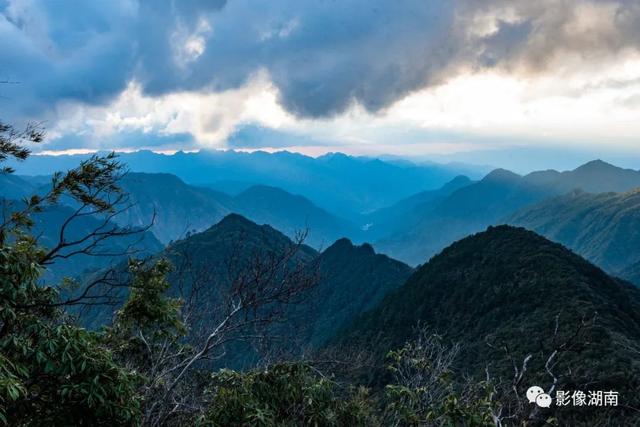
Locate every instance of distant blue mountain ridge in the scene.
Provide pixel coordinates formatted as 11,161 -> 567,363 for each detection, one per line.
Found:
6,149 -> 483,220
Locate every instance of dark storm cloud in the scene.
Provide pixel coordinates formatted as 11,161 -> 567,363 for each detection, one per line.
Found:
1,0 -> 640,120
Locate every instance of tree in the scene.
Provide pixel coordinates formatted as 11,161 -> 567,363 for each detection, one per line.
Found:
106,233 -> 320,426
382,327 -> 494,427
0,120 -> 143,425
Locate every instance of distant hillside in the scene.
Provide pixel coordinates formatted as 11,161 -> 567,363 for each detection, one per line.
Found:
115,173 -> 233,244
7,150 -> 476,219
362,175 -> 473,239
11,171 -> 358,250
0,173 -> 36,199
233,185 -> 359,248
29,203 -> 162,282
113,173 -> 357,249
525,159 -> 640,194
507,189 -> 640,277
376,160 -> 640,265
376,168 -> 556,265
335,226 -> 640,422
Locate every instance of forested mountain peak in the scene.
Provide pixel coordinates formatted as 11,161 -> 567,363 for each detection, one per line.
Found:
336,225 -> 640,417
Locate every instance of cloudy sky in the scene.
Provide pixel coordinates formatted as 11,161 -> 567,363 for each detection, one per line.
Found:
1,0 -> 639,170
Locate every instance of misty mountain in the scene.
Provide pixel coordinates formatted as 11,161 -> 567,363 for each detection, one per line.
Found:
362,175 -> 473,239
3,170 -> 359,251
112,173 -> 357,248
507,189 -> 640,277
375,160 -> 640,265
6,150 -> 478,220
0,173 -> 163,282
334,225 -> 640,421
27,202 -> 162,283
375,168 -> 556,264
0,173 -> 38,199
115,173 -> 233,244
525,159 -> 640,193
233,185 -> 359,248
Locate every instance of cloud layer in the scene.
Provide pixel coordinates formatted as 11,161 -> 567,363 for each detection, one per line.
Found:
1,0 -> 640,153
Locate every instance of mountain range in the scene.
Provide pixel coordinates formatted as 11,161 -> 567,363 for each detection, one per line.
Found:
1,171 -> 358,250
373,160 -> 640,265
5,157 -> 640,287
6,150 -> 480,220
0,198 -> 163,283
507,188 -> 640,282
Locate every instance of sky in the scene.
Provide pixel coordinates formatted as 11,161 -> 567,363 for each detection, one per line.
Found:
1,0 -> 639,171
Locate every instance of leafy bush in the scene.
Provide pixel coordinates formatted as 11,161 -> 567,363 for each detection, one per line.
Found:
200,363 -> 377,426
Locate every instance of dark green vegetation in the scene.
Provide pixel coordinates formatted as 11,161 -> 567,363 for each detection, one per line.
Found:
0,123 -> 141,425
336,225 -> 640,424
507,188 -> 640,281
298,238 -> 413,347
81,214 -> 412,366
199,363 -> 376,426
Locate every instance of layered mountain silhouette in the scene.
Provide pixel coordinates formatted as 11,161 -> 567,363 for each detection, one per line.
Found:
374,160 -> 640,265
115,173 -> 234,244
334,225 -> 640,421
113,173 -> 357,248
2,171 -> 358,250
165,215 -> 411,358
362,175 -> 474,239
232,185 -> 360,248
507,189 -> 640,280
0,173 -> 37,199
6,150 -> 475,220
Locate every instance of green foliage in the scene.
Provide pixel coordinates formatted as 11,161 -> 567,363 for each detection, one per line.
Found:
0,133 -> 142,425
0,239 -> 141,425
199,363 -> 377,427
382,336 -> 495,427
114,258 -> 185,338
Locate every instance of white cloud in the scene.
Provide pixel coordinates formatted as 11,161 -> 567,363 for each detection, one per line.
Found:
47,71 -> 294,150
44,50 -> 640,156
